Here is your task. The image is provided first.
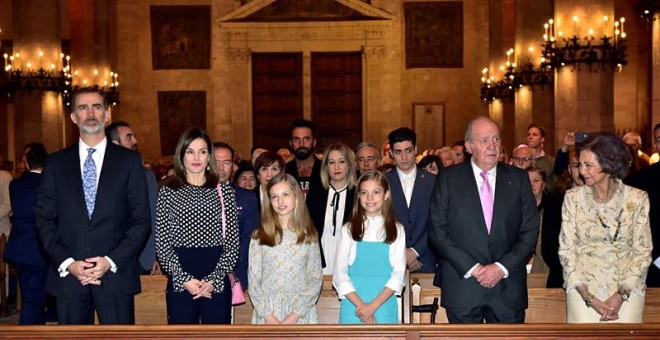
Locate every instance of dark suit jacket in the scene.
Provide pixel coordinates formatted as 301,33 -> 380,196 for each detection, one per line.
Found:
232,184 -> 259,289
625,163 -> 660,287
305,181 -> 355,268
386,167 -> 436,273
35,141 -> 151,297
4,171 -> 47,267
138,169 -> 158,272
428,161 -> 539,310
540,191 -> 565,288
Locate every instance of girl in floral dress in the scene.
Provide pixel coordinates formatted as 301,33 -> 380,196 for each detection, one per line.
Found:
248,173 -> 322,324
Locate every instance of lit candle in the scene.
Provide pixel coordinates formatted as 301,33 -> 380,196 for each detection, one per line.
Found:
65,55 -> 70,68
549,19 -> 554,38
38,50 -> 43,68
3,53 -> 7,68
528,46 -> 534,63
588,28 -> 594,40
620,17 -> 625,34
544,23 -> 549,38
603,16 -> 609,35
14,52 -> 20,70
573,16 -> 579,36
27,62 -> 32,71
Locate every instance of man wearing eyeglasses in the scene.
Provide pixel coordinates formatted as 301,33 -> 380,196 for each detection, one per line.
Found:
35,87 -> 150,324
511,144 -> 535,169
213,142 -> 258,290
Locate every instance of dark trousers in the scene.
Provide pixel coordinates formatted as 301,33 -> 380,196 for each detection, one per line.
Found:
647,264 -> 660,288
14,263 -> 48,325
56,288 -> 135,325
166,281 -> 232,324
446,304 -> 525,324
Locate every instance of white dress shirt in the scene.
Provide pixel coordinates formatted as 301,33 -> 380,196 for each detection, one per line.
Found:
332,215 -> 407,299
396,166 -> 416,208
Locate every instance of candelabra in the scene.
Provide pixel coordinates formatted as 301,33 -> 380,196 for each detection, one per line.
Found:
0,37 -> 120,106
540,16 -> 627,71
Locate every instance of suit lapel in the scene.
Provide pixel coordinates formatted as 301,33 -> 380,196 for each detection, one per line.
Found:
388,171 -> 410,221
64,143 -> 89,217
492,163 -> 513,234
94,143 -> 117,220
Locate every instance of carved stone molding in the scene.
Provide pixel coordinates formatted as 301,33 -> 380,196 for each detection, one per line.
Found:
362,45 -> 387,60
226,48 -> 252,61
220,22 -> 390,42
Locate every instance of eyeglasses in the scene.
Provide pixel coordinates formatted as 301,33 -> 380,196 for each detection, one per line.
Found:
513,157 -> 532,163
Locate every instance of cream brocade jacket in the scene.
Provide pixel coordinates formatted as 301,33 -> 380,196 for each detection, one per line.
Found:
558,179 -> 652,299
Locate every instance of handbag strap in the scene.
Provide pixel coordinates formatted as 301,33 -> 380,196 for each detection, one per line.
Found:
217,184 -> 226,240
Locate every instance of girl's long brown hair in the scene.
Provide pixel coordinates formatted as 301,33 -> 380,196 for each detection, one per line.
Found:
348,171 -> 398,244
252,173 -> 318,246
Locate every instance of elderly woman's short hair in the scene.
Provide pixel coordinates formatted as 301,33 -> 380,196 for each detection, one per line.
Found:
577,131 -> 632,179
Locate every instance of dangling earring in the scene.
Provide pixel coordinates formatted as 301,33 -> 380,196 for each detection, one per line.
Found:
206,165 -> 210,171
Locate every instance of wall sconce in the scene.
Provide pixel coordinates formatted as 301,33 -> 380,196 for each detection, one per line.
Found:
540,16 -> 627,72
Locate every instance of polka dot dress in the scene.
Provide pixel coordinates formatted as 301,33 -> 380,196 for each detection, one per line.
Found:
155,182 -> 239,293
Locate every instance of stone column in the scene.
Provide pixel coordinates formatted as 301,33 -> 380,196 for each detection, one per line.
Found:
488,0 -> 517,150
12,0 -> 64,158
553,0 -> 615,145
514,0 -> 554,150
653,12 -> 660,127
69,0 -> 112,89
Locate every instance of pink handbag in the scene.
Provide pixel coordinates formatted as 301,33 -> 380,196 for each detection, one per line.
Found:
218,184 -> 246,306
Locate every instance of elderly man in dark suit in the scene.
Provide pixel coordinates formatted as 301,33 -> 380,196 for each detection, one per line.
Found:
429,116 -> 539,323
385,127 -> 436,273
35,87 -> 150,325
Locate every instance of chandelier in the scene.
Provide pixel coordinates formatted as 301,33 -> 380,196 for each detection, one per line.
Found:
480,15 -> 627,102
0,34 -> 120,106
540,16 -> 627,71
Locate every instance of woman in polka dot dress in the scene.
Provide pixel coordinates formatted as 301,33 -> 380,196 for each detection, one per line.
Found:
155,128 -> 239,324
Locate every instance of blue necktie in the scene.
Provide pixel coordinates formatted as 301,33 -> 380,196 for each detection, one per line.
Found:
83,148 -> 97,218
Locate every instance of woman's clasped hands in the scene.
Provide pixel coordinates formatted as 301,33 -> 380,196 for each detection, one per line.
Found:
183,279 -> 214,299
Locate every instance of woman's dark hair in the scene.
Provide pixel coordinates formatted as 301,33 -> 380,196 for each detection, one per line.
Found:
576,131 -> 632,179
254,151 -> 285,173
418,155 -> 442,170
233,160 -> 256,186
348,170 -> 397,244
164,127 -> 219,189
525,165 -> 547,183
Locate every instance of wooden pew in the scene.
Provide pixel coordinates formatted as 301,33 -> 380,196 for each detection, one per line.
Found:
137,275 -> 342,325
3,324 -> 660,339
409,272 -> 660,324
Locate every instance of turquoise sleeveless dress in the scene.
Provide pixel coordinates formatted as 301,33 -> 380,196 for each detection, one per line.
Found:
338,241 -> 398,324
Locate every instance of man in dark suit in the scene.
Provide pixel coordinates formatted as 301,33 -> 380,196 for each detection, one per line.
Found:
106,121 -> 160,275
4,143 -> 49,324
213,142 -> 259,289
625,122 -> 660,287
35,87 -> 150,325
428,116 -> 538,323
385,127 -> 436,273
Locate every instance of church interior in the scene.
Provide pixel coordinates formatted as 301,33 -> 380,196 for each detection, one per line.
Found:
1,0 -> 658,167
2,0 -> 660,337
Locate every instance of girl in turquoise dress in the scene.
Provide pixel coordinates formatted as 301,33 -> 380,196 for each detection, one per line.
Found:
333,171 -> 406,324
248,173 -> 323,324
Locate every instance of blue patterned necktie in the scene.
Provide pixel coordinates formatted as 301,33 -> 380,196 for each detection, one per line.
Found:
83,148 -> 97,218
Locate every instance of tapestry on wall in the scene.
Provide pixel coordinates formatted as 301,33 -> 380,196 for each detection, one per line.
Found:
158,91 -> 207,156
150,6 -> 211,69
404,2 -> 463,69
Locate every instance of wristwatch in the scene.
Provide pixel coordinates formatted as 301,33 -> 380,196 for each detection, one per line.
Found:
584,293 -> 594,308
618,288 -> 630,301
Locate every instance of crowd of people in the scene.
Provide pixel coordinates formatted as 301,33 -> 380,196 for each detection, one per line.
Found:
1,87 -> 658,326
